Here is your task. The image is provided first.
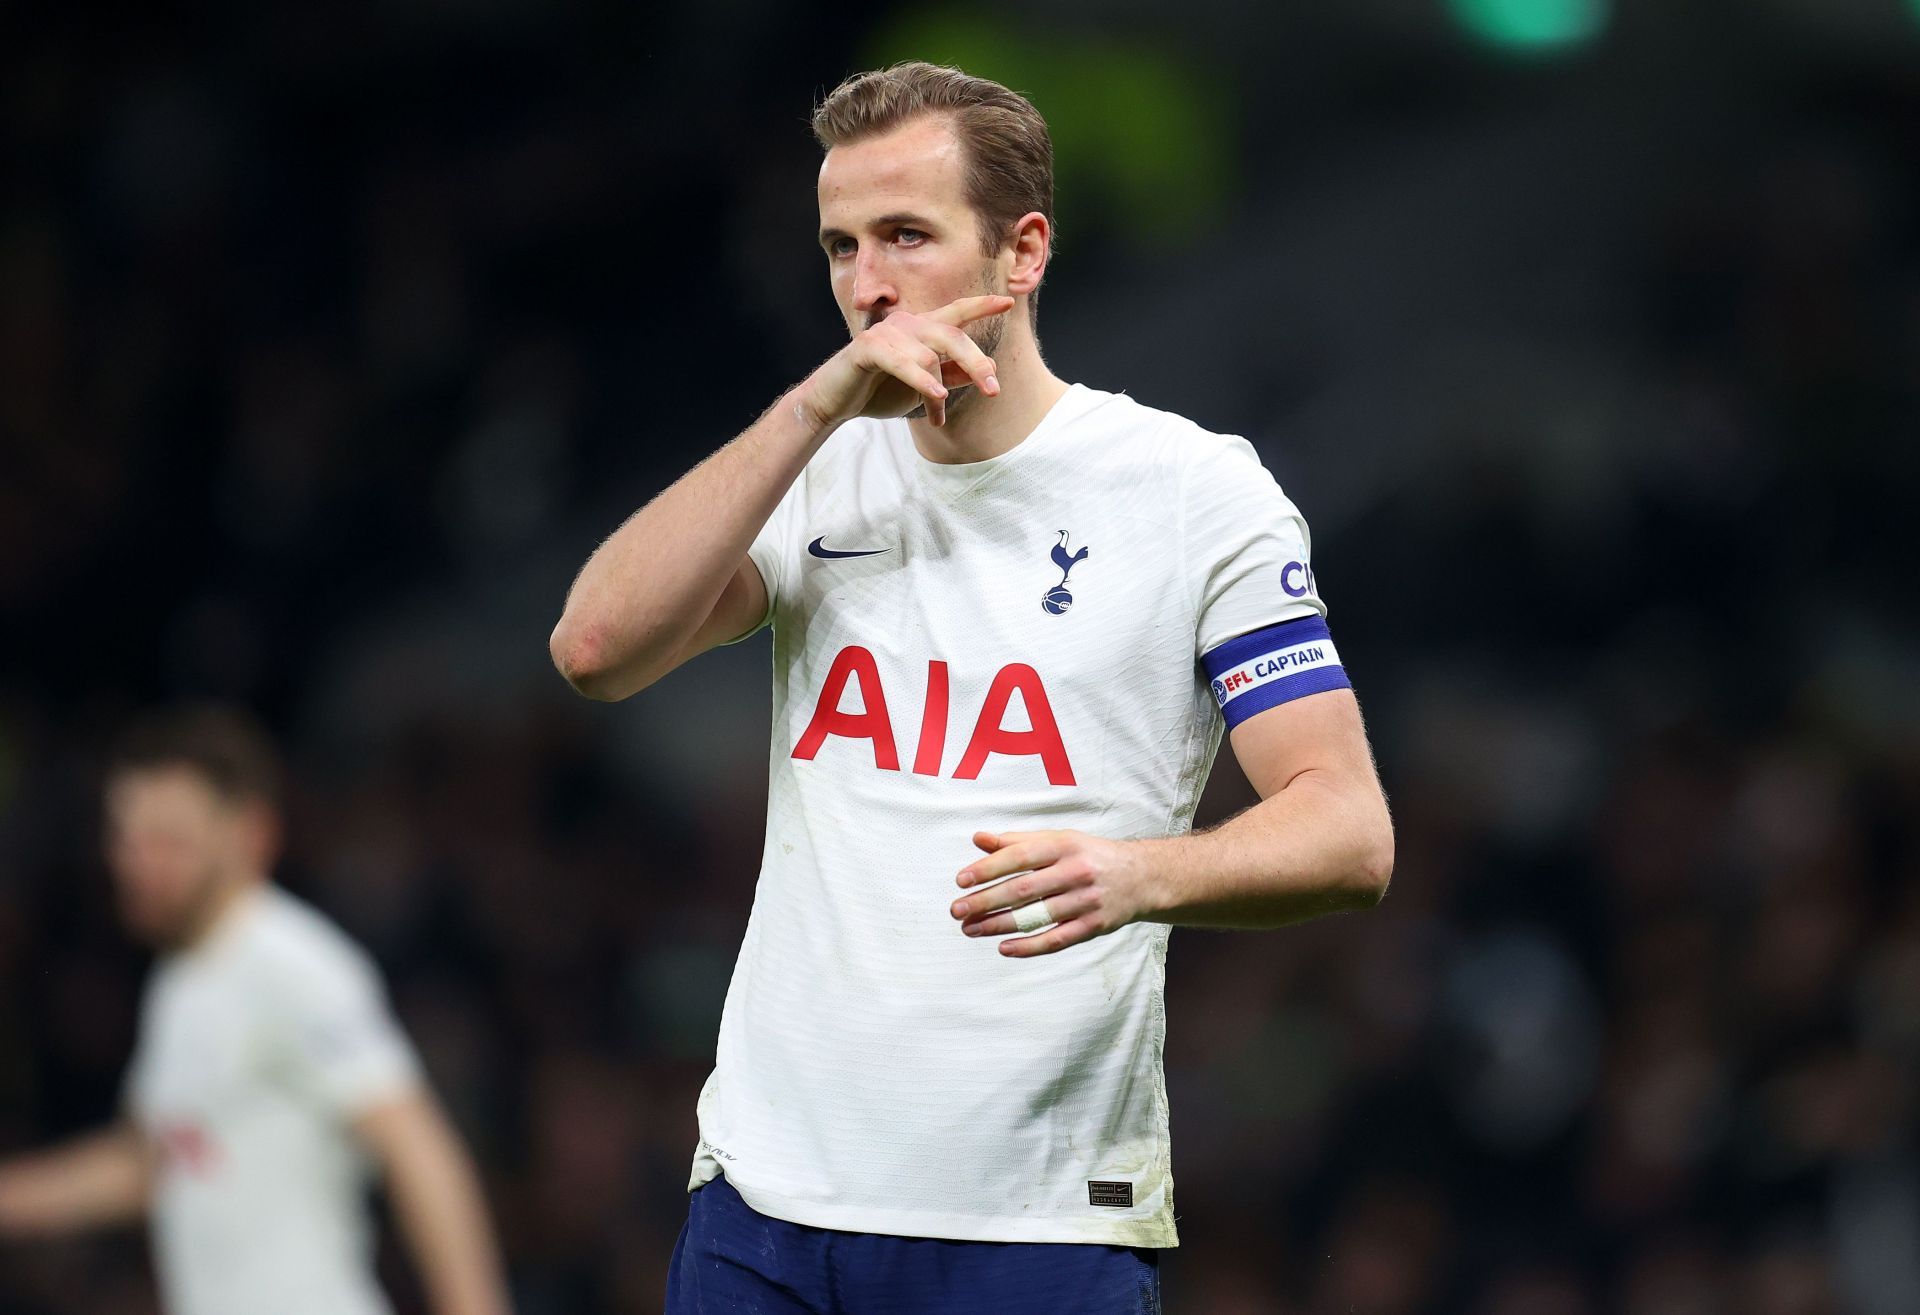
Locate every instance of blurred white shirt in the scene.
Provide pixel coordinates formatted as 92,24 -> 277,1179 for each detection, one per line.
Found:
691,383 -> 1336,1246
126,885 -> 420,1315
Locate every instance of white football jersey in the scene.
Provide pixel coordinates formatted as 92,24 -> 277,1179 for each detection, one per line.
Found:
125,886 -> 421,1315
688,383 -> 1348,1246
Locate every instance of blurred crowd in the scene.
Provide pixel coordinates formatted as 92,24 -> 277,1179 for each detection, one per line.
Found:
4,3 -> 1919,1313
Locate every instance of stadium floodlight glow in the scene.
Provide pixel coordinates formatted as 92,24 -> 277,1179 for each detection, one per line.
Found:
1446,0 -> 1610,53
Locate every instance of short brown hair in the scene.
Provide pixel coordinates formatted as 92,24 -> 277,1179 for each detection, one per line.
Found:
108,703 -> 284,808
813,62 -> 1054,309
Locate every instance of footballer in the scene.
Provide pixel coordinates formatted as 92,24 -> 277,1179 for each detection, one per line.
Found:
552,62 -> 1393,1312
0,706 -> 512,1315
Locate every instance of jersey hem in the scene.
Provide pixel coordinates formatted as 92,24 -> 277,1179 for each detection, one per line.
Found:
703,1170 -> 1179,1249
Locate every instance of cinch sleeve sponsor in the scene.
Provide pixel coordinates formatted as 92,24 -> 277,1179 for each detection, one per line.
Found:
1201,616 -> 1350,729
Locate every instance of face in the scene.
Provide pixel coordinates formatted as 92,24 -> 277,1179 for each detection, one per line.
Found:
818,114 -> 1010,417
103,767 -> 266,947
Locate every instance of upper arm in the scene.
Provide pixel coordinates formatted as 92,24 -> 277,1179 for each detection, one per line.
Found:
1228,687 -> 1381,801
350,1086 -> 439,1165
1226,687 -> 1394,902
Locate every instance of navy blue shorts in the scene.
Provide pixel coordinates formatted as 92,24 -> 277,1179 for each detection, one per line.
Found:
665,1175 -> 1162,1314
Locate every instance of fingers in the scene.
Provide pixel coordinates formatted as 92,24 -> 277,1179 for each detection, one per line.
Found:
952,871 -> 1042,921
999,917 -> 1100,958
868,340 -> 948,425
917,323 -> 999,395
959,887 -> 1095,940
826,296 -> 1008,428
878,319 -> 996,399
924,293 -> 1016,328
957,832 -> 1058,888
859,304 -> 1005,420
972,830 -> 1007,853
952,860 -> 1089,924
949,827 -> 1109,957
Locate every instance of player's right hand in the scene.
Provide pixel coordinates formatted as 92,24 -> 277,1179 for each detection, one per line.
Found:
798,294 -> 1012,430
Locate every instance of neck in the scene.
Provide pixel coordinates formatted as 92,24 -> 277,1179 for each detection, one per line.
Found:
177,876 -> 262,953
908,323 -> 1070,464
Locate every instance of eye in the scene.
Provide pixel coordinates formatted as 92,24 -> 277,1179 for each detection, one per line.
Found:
895,228 -> 927,246
826,236 -> 855,259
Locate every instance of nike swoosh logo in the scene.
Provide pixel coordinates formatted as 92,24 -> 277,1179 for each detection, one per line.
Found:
808,536 -> 891,560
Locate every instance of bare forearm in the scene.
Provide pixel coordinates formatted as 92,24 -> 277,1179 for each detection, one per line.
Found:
1139,772 -> 1394,929
0,1124 -> 149,1237
376,1105 -> 511,1315
551,386 -> 831,698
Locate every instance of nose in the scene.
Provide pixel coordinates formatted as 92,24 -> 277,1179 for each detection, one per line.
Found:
851,248 -> 897,321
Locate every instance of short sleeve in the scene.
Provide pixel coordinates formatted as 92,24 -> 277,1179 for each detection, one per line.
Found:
1185,434 -> 1353,727
1185,434 -> 1327,657
272,943 -> 421,1116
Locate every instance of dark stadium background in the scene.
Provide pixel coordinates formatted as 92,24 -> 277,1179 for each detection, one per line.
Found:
5,2 -> 1919,1312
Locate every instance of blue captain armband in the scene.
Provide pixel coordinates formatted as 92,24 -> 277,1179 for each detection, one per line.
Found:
1202,616 -> 1351,729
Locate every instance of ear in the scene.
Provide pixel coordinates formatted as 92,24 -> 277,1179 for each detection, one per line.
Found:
1005,211 -> 1050,297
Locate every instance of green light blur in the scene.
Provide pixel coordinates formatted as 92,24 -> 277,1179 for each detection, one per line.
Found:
1447,0 -> 1610,53
861,15 -> 1234,244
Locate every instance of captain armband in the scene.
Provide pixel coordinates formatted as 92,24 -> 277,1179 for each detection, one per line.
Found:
1201,616 -> 1350,729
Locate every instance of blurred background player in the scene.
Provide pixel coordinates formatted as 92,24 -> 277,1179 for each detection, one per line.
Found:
0,705 -> 512,1315
552,63 -> 1393,1312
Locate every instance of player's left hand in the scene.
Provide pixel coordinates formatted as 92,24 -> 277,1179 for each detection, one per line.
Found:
950,830 -> 1152,957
